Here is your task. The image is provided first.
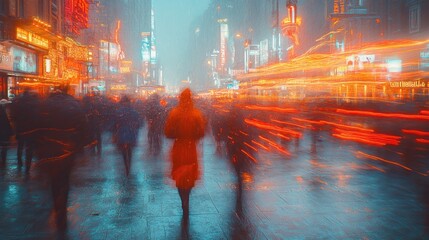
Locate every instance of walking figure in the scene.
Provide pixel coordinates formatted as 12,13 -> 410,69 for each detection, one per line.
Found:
164,88 -> 205,221
34,88 -> 86,230
146,93 -> 165,155
0,100 -> 13,164
113,96 -> 141,176
9,90 -> 40,172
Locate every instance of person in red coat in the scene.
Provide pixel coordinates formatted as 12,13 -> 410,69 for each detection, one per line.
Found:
164,88 -> 205,219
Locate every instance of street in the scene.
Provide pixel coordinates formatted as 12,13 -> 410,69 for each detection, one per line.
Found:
1,103 -> 428,239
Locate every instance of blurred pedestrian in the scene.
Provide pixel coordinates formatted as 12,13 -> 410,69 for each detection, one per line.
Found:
164,88 -> 206,220
224,105 -> 257,211
9,89 -> 40,172
0,100 -> 13,165
82,93 -> 103,154
34,87 -> 86,230
113,96 -> 141,176
146,93 -> 165,155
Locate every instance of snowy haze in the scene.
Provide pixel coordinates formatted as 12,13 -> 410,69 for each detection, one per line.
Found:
153,0 -> 211,91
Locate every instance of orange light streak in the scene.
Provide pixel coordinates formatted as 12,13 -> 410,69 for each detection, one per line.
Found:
251,140 -> 269,150
416,138 -> 429,144
336,109 -> 429,120
268,131 -> 291,140
320,120 -> 374,132
292,117 -> 321,125
239,130 -> 249,136
244,142 -> 258,152
333,133 -> 386,146
271,119 -> 307,129
355,151 -> 412,171
420,110 -> 429,115
244,105 -> 297,113
402,129 -> 429,137
333,128 -> 400,146
236,39 -> 429,100
259,136 -> 291,156
367,164 -> 386,173
245,118 -> 302,137
240,149 -> 258,163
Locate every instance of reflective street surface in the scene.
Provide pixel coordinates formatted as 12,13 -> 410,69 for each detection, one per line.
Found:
1,103 -> 428,239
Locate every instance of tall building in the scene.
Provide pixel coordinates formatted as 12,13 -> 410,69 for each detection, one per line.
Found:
385,0 -> 429,40
80,0 -> 152,94
327,0 -> 384,52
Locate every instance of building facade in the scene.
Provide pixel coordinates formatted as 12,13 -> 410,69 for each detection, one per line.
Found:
0,0 -> 91,98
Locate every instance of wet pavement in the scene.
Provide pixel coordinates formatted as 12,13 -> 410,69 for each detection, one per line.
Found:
1,125 -> 428,239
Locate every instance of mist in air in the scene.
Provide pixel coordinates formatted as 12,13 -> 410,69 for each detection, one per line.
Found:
153,0 -> 211,91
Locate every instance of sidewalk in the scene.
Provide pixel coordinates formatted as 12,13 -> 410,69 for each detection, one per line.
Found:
0,128 -> 428,239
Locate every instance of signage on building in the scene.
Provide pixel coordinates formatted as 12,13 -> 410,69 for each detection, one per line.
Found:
220,23 -> 229,73
420,47 -> 429,70
141,34 -> 150,62
111,84 -> 127,91
16,27 -> 49,49
346,54 -> 375,71
389,80 -> 428,88
0,44 -> 13,71
120,60 -> 132,73
65,0 -> 89,35
99,41 -> 120,75
11,46 -> 37,74
333,0 -> 346,14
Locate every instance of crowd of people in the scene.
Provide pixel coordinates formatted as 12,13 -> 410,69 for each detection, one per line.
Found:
0,87 -> 257,231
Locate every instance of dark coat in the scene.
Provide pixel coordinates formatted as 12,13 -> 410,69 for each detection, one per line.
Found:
113,104 -> 141,146
9,91 -> 40,138
35,92 -> 86,162
0,105 -> 13,142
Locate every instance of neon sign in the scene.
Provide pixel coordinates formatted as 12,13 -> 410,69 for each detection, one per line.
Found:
16,27 -> 49,49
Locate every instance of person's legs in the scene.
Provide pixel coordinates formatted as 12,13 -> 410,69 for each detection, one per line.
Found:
178,188 -> 192,216
17,139 -> 24,166
1,142 -> 7,164
24,140 -> 34,173
51,161 -> 71,230
121,145 -> 130,176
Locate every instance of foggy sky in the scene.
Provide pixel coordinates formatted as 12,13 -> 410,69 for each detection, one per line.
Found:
153,0 -> 211,90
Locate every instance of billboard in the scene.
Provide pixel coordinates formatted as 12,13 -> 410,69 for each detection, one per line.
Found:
11,46 -> 37,74
99,41 -> 120,76
141,35 -> 150,62
346,54 -> 375,71
219,23 -> 229,73
65,0 -> 89,35
0,44 -> 13,71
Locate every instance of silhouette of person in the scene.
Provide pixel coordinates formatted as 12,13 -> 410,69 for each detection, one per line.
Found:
146,93 -> 165,155
113,96 -> 141,176
9,89 -> 40,172
82,93 -> 103,154
224,105 -> 256,203
164,88 -> 205,221
34,88 -> 86,230
0,102 -> 13,164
